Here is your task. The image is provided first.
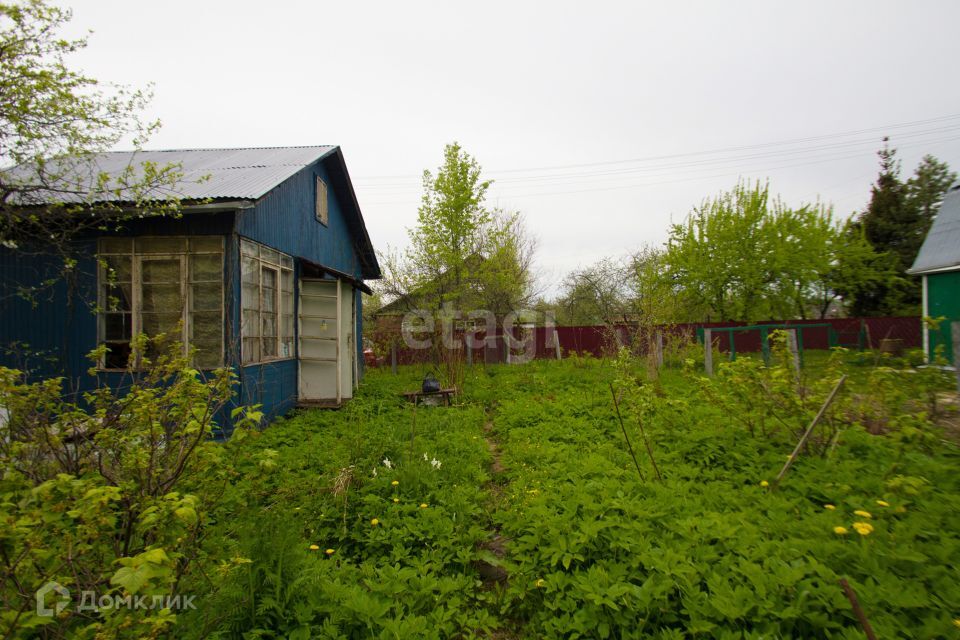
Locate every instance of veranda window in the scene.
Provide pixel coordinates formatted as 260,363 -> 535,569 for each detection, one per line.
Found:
240,239 -> 294,364
98,237 -> 224,369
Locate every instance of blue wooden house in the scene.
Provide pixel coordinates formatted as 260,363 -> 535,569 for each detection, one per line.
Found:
0,146 -> 381,424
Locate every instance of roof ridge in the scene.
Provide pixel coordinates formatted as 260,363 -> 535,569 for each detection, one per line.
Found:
99,145 -> 336,154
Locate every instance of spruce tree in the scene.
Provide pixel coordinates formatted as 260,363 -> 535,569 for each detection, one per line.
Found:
853,140 -> 955,315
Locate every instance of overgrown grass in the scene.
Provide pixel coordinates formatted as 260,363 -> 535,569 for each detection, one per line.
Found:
181,350 -> 960,639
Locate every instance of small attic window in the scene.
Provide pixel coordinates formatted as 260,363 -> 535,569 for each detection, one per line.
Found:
316,176 -> 328,225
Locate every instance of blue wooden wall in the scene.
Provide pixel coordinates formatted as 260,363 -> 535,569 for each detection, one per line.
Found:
0,240 -> 99,394
236,160 -> 362,279
0,158 -> 373,433
234,157 -> 368,382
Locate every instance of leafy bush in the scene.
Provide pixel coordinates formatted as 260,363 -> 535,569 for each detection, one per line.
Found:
5,341 -> 958,638
0,335 -> 258,639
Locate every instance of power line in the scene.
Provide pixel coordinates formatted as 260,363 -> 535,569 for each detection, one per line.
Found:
353,112 -> 960,183
359,133 -> 960,205
358,123 -> 960,192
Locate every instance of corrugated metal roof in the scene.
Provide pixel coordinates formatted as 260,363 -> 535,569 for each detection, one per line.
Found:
5,146 -> 337,203
909,183 -> 960,274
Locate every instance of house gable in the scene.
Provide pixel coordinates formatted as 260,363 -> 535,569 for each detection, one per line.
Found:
236,153 -> 373,280
909,183 -> 960,276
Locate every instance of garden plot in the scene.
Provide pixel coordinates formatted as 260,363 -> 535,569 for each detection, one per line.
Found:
182,350 -> 960,639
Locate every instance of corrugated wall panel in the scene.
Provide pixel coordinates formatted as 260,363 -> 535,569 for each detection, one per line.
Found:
236,162 -> 361,280
0,241 -> 99,393
239,360 -> 299,421
928,271 -> 960,363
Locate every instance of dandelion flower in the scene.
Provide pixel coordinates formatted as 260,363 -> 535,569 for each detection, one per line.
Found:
535,578 -> 545,588
393,497 -> 400,503
833,526 -> 849,535
853,510 -> 872,519
309,544 -> 320,550
325,548 -> 335,555
370,518 -> 380,526
853,522 -> 874,536
760,480 -> 769,488
824,504 -> 836,510
391,480 -> 399,486
954,618 -> 960,628
419,503 -> 428,509
876,500 -> 890,507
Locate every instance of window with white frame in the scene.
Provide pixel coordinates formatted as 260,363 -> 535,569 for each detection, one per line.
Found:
316,176 -> 328,225
98,237 -> 224,369
240,239 -> 294,363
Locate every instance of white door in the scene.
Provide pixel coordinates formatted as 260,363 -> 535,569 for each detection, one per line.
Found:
298,278 -> 355,403
340,282 -> 356,394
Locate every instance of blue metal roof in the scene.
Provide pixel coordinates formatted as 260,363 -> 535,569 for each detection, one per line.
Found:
909,183 -> 960,275
5,146 -> 338,203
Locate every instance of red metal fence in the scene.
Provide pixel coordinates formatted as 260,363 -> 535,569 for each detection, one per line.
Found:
370,317 -> 921,366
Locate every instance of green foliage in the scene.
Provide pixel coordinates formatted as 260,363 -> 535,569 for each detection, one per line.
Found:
662,180 -> 880,322
556,257 -> 635,326
0,334 -> 250,639
852,141 -> 957,315
378,142 -> 535,316
5,341 -> 958,638
482,356 -> 958,638
0,0 -> 182,292
179,371 -> 498,638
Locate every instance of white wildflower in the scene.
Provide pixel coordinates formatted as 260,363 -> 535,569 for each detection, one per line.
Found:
382,457 -> 392,469
423,453 -> 429,461
372,468 -> 377,477
431,458 -> 442,470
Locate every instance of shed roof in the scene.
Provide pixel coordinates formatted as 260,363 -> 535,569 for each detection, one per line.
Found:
909,183 -> 960,275
4,145 -> 381,280
5,146 -> 338,203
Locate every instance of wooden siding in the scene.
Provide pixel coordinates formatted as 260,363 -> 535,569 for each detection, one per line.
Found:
1,161 -> 373,430
0,214 -> 233,392
927,270 -> 960,363
236,161 -> 362,280
0,240 -> 99,391
238,359 -> 299,422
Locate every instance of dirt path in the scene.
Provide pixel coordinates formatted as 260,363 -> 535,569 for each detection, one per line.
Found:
476,419 -> 510,585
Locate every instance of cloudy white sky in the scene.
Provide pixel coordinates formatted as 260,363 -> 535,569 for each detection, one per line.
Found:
63,0 -> 960,297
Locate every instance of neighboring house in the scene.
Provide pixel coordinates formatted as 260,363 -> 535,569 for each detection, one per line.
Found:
908,183 -> 960,365
374,254 -> 488,318
0,146 -> 381,426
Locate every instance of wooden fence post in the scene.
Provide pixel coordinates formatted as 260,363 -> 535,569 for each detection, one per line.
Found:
555,329 -> 562,360
786,329 -> 801,375
704,328 -> 713,376
465,334 -> 472,366
655,331 -> 664,369
391,342 -> 397,375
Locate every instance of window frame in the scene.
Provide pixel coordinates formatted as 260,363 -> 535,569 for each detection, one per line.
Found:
240,238 -> 295,365
97,236 -> 225,371
315,176 -> 328,226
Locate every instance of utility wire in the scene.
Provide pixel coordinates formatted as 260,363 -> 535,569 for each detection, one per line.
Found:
353,112 -> 960,184
360,133 -> 960,205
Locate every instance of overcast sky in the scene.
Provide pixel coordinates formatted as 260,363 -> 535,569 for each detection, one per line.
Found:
63,0 -> 960,297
